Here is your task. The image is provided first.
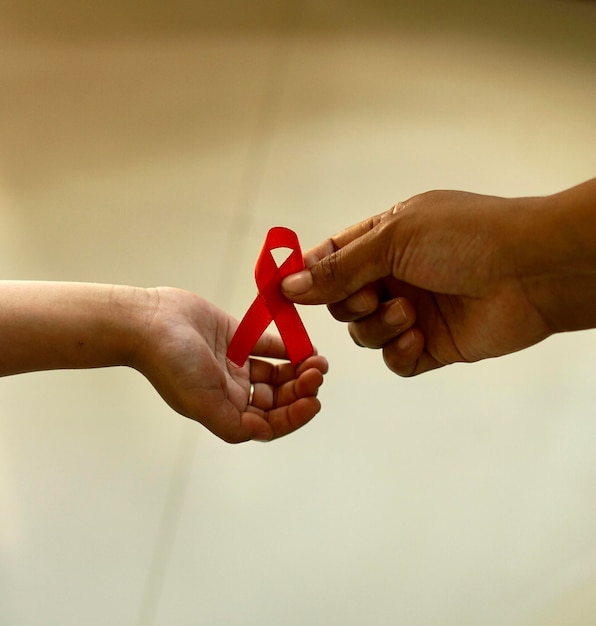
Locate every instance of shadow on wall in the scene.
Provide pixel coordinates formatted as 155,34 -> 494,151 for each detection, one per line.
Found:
530,576 -> 596,626
1,0 -> 594,183
1,0 -> 595,41
0,0 -> 593,232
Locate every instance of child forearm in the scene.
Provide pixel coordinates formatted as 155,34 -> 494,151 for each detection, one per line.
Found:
0,281 -> 152,376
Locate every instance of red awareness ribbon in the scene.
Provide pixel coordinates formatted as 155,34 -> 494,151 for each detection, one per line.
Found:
227,227 -> 314,367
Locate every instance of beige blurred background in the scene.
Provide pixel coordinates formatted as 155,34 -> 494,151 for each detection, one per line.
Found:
1,1 -> 595,624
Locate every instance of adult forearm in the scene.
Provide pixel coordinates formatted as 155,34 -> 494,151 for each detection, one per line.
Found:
513,178 -> 596,333
0,281 -> 152,377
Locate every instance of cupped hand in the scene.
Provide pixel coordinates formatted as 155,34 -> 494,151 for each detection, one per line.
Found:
133,287 -> 328,443
282,190 -> 553,376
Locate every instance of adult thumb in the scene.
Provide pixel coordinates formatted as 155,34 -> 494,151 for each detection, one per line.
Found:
282,220 -> 393,305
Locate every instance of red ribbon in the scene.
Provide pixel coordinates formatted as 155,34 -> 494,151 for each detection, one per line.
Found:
227,227 -> 314,367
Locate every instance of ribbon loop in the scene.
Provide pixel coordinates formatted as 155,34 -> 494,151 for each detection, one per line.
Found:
227,227 -> 314,367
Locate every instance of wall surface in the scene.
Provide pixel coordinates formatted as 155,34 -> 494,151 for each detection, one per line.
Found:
1,1 -> 595,624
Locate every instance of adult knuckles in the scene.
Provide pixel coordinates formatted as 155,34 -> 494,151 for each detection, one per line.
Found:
311,251 -> 351,302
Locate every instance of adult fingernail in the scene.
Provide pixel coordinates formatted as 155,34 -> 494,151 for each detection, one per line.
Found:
348,291 -> 374,315
397,329 -> 416,351
282,270 -> 313,296
384,300 -> 407,326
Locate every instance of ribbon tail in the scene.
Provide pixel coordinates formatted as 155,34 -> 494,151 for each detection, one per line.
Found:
226,296 -> 272,367
273,305 -> 314,365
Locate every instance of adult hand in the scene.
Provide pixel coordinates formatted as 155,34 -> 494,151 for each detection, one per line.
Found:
134,287 -> 328,443
282,181 -> 596,376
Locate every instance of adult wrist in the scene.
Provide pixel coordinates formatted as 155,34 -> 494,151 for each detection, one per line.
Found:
509,180 -> 596,333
